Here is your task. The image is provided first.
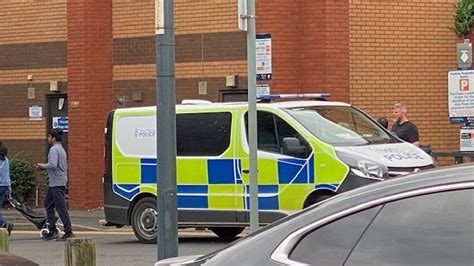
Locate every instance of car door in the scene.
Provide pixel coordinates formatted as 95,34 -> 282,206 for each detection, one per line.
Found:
285,188 -> 474,265
238,111 -> 313,223
344,188 -> 474,266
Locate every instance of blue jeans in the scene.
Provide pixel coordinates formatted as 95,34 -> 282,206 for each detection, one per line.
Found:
0,186 -> 9,227
44,186 -> 72,234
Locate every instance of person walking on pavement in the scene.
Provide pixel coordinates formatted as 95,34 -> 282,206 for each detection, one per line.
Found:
0,141 -> 14,235
37,129 -> 75,241
391,102 -> 420,147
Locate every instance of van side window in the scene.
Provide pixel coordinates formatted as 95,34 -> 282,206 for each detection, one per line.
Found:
245,111 -> 311,158
177,112 -> 231,156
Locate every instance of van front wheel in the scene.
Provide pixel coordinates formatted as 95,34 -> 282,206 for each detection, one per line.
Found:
210,227 -> 245,239
132,197 -> 157,244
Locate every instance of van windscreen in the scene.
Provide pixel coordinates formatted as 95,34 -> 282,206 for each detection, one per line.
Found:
285,106 -> 398,146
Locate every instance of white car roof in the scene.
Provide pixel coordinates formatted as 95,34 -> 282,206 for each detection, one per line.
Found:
114,100 -> 352,114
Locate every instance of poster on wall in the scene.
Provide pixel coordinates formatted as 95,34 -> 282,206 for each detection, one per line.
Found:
52,117 -> 69,133
460,127 -> 474,151
28,105 -> 42,121
256,84 -> 270,97
448,70 -> 474,124
256,34 -> 272,80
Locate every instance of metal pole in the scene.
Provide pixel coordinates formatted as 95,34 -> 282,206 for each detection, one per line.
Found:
246,0 -> 259,233
156,0 -> 178,260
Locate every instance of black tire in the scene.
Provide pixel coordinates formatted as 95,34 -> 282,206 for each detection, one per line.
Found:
210,227 -> 245,239
131,197 -> 157,244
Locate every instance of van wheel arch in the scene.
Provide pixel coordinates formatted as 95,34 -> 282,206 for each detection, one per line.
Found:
303,190 -> 336,208
128,193 -> 156,225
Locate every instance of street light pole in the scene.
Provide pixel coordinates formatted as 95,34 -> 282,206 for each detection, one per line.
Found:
246,0 -> 259,233
155,0 -> 178,260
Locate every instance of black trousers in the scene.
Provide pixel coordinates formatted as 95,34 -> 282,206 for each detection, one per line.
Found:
44,186 -> 72,234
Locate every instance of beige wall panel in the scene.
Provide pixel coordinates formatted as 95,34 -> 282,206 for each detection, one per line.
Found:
0,68 -> 67,85
0,118 -> 45,140
0,0 -> 66,45
113,60 -> 247,80
113,0 -> 238,38
113,0 -> 155,38
175,0 -> 238,34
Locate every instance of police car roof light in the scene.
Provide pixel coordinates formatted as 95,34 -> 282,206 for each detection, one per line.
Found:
257,93 -> 331,102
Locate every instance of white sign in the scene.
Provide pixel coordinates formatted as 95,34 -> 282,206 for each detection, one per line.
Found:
155,0 -> 164,34
52,117 -> 69,133
256,84 -> 270,97
460,127 -> 474,151
448,70 -> 474,123
29,105 -> 42,121
237,0 -> 247,31
256,34 -> 272,80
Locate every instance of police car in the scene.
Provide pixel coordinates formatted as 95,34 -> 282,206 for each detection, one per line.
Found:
102,94 -> 435,243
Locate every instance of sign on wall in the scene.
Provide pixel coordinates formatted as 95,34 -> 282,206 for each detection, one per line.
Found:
256,34 -> 272,80
256,84 -> 270,97
28,105 -> 42,121
448,70 -> 474,124
52,117 -> 69,133
460,127 -> 474,151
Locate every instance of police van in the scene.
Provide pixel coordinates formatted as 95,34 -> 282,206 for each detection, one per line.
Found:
103,94 -> 434,243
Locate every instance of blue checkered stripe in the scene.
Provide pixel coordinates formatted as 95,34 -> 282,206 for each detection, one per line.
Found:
114,155 -> 325,211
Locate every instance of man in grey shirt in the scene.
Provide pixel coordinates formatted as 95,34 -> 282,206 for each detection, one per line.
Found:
37,129 -> 74,241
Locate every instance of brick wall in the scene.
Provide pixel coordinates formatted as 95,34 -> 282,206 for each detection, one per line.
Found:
349,0 -> 461,162
111,0 -> 248,107
0,1 -> 67,195
67,0 -> 113,209
256,0 -> 350,101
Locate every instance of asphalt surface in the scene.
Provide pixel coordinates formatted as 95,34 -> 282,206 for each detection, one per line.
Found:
3,206 -> 245,265
2,206 -> 111,232
10,231 -> 233,265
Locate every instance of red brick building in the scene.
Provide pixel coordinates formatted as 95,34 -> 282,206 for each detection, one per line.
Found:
0,0 -> 467,209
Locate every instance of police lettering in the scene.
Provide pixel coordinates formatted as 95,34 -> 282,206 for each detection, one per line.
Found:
134,128 -> 156,138
383,153 -> 424,161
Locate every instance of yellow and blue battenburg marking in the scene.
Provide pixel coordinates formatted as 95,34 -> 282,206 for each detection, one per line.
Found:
111,153 -> 346,212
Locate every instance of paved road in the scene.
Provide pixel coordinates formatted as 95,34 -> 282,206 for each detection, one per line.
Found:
10,231 -> 234,266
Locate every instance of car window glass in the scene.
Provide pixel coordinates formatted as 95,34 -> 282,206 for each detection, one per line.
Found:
289,206 -> 382,265
346,189 -> 474,266
176,112 -> 231,156
257,111 -> 279,152
245,111 -> 311,158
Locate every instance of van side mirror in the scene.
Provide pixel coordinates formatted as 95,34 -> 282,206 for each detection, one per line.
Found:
282,137 -> 306,157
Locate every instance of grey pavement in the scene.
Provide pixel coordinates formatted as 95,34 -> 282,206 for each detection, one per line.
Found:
2,205 -> 251,236
2,205 -> 119,232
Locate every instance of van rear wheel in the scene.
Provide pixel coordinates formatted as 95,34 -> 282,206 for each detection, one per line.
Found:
132,197 -> 157,244
210,227 -> 245,239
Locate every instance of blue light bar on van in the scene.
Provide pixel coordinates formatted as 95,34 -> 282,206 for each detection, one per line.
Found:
257,93 -> 331,101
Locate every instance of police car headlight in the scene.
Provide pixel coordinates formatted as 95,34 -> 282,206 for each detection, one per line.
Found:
336,151 -> 388,180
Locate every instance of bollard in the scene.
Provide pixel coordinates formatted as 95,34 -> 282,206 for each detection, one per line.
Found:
0,228 -> 8,252
65,237 -> 96,266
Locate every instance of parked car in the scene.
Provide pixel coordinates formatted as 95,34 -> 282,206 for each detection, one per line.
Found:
156,163 -> 474,265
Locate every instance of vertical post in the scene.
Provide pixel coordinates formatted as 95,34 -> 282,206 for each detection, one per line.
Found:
156,0 -> 178,260
246,0 -> 259,233
65,238 -> 96,266
0,228 -> 9,252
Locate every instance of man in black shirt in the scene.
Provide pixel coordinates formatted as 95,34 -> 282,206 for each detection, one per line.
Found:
391,102 -> 420,147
